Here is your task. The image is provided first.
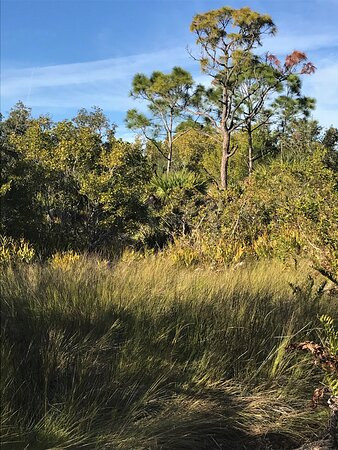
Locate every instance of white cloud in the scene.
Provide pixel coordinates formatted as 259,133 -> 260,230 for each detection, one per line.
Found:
303,61 -> 338,127
261,32 -> 338,55
304,62 -> 338,105
1,46 -> 194,111
116,125 -> 139,143
1,32 -> 337,129
2,47 -> 190,94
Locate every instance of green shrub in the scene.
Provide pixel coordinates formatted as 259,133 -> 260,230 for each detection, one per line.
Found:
169,148 -> 338,274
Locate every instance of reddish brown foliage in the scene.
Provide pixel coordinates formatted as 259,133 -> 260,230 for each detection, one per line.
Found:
311,387 -> 329,408
267,53 -> 281,68
287,341 -> 338,373
285,50 -> 307,68
301,62 -> 316,74
267,50 -> 316,77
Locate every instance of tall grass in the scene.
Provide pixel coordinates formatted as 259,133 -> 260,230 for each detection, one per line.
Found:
1,256 -> 337,449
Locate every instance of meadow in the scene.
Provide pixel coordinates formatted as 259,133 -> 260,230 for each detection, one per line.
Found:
1,2 -> 338,448
1,255 -> 337,449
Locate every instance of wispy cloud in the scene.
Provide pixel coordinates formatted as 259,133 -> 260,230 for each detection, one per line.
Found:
3,48 -> 184,93
1,31 -> 337,130
262,32 -> 338,55
1,47 -> 193,111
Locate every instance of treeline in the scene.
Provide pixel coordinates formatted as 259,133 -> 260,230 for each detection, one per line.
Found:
1,6 -> 337,279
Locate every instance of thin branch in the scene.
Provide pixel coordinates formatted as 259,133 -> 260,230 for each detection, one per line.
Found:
143,131 -> 169,161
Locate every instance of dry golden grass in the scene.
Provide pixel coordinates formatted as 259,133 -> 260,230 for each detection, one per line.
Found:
1,256 -> 336,449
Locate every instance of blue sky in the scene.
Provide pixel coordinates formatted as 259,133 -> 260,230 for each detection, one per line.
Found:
1,0 -> 338,139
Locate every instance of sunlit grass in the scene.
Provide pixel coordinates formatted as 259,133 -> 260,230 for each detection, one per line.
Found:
1,256 -> 337,449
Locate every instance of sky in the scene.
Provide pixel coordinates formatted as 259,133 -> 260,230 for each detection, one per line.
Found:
1,0 -> 338,140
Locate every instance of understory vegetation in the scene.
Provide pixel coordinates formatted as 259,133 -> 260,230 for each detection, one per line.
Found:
1,257 -> 337,449
1,4 -> 337,449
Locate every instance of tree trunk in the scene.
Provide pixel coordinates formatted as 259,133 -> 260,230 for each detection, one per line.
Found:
166,138 -> 172,174
221,130 -> 230,189
166,115 -> 173,174
248,122 -> 253,175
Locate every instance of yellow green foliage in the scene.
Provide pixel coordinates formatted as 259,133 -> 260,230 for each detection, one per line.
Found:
121,248 -> 155,263
319,315 -> 338,396
50,250 -> 110,271
50,250 -> 81,271
174,128 -> 221,176
167,148 -> 338,275
0,235 -> 35,264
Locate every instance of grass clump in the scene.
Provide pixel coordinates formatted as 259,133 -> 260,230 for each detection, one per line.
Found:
1,256 -> 337,449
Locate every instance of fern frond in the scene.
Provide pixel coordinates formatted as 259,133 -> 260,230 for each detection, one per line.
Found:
319,314 -> 338,355
325,374 -> 338,396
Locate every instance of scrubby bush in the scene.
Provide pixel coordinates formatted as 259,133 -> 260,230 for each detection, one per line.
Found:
168,148 -> 338,277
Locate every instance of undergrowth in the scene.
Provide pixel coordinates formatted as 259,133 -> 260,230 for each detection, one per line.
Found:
1,256 -> 337,449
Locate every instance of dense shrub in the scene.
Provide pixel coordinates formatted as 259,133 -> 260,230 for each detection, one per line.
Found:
169,148 -> 337,278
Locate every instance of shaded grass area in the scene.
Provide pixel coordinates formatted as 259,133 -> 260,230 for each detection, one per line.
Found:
1,257 -> 337,449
